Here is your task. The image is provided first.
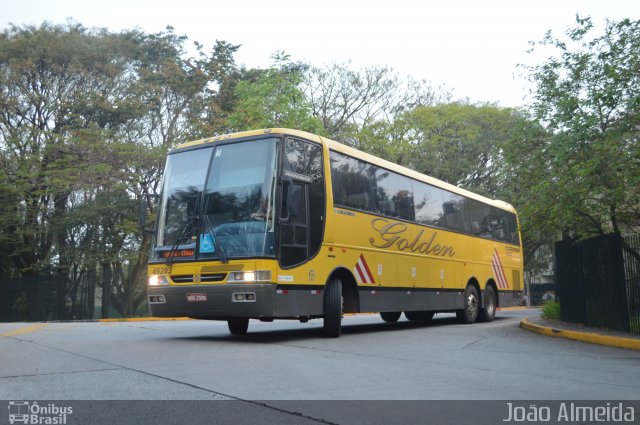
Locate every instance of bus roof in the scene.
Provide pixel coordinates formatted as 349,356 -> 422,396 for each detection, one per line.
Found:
173,128 -> 516,213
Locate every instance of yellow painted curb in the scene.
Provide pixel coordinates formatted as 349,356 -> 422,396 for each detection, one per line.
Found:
498,306 -> 538,311
520,318 -> 640,351
0,323 -> 46,337
99,317 -> 192,323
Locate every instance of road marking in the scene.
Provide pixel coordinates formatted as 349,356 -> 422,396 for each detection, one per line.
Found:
0,323 -> 46,337
99,317 -> 192,323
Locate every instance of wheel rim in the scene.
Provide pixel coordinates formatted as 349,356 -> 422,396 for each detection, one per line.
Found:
466,292 -> 478,318
486,292 -> 495,317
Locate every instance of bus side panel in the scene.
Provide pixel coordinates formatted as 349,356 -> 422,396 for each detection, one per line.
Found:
473,238 -> 524,307
473,237 -> 497,290
274,285 -> 324,317
270,247 -> 332,317
448,230 -> 474,291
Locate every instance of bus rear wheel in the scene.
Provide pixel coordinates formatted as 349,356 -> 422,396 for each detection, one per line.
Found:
405,311 -> 434,322
478,285 -> 496,322
323,278 -> 343,338
380,311 -> 402,323
228,318 -> 249,335
456,285 -> 479,324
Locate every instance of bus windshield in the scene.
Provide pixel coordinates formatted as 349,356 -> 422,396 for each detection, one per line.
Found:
200,138 -> 278,259
152,138 -> 278,262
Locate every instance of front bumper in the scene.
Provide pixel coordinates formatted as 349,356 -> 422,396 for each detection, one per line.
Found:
148,284 -> 277,319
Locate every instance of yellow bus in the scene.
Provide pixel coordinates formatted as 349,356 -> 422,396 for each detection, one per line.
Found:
146,128 -> 524,337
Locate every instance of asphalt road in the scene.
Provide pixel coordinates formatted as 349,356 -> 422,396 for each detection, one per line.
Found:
2,309 -> 639,403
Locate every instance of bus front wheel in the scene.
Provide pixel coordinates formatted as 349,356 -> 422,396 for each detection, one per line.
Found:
228,318 -> 249,335
456,285 -> 479,324
323,278 -> 343,338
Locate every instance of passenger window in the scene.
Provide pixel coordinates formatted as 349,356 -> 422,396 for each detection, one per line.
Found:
467,199 -> 491,236
283,138 -> 322,182
506,213 -> 520,245
414,182 -> 445,227
486,207 -> 510,242
375,168 -> 414,220
329,149 -> 519,245
442,192 -> 469,232
330,151 -> 376,213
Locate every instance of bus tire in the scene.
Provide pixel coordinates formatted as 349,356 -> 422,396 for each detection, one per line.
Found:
456,285 -> 479,324
405,311 -> 434,322
228,318 -> 249,335
323,278 -> 343,338
478,285 -> 496,322
380,311 -> 402,323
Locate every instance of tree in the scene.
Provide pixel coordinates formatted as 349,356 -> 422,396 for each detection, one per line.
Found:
521,16 -> 640,238
0,22 -> 140,277
303,63 -> 450,143
195,40 -> 243,136
0,22 -> 243,317
228,51 -> 324,133
497,111 -> 556,267
399,103 -> 522,197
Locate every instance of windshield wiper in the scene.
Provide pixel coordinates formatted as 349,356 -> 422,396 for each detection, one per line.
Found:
166,217 -> 196,267
166,196 -> 200,266
202,214 -> 228,264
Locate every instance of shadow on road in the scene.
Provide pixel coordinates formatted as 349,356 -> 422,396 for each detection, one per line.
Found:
167,315 -> 511,344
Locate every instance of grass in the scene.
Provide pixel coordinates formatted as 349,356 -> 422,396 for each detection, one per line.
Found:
541,300 -> 560,321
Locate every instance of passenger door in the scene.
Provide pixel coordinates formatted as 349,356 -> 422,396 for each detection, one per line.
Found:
278,138 -> 324,268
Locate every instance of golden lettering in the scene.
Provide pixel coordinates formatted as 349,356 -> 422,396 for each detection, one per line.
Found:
368,218 -> 455,257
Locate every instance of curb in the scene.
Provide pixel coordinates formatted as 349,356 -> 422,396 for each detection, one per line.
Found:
497,306 -> 539,311
520,318 -> 640,351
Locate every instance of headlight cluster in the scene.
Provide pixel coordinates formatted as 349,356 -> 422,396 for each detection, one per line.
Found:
148,275 -> 170,286
148,270 -> 272,286
227,270 -> 272,283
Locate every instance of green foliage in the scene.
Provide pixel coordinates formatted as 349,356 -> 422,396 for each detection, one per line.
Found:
541,300 -> 561,321
401,102 -> 521,197
521,16 -> 640,238
0,22 -> 138,276
229,52 -> 324,134
0,22 -> 242,316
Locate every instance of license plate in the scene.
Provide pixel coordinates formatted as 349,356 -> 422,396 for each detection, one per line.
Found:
186,293 -> 207,302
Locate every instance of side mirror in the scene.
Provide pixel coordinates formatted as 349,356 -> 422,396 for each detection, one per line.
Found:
140,193 -> 160,232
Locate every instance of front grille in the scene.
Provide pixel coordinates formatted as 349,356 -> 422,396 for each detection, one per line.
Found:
170,273 -> 227,284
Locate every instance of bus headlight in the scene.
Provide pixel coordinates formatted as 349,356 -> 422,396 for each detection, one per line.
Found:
227,270 -> 271,283
148,275 -> 170,286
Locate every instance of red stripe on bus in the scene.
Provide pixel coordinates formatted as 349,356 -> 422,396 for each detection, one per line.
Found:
492,250 -> 508,289
359,254 -> 376,284
355,261 -> 368,284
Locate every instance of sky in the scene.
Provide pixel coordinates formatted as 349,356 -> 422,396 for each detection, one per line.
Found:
3,0 -> 638,107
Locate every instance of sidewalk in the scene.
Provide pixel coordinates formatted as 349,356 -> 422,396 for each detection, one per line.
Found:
521,316 -> 640,351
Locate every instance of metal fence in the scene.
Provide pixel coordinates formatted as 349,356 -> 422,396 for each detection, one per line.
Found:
0,275 -> 68,322
624,235 -> 640,333
555,234 -> 640,334
0,272 -> 148,322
